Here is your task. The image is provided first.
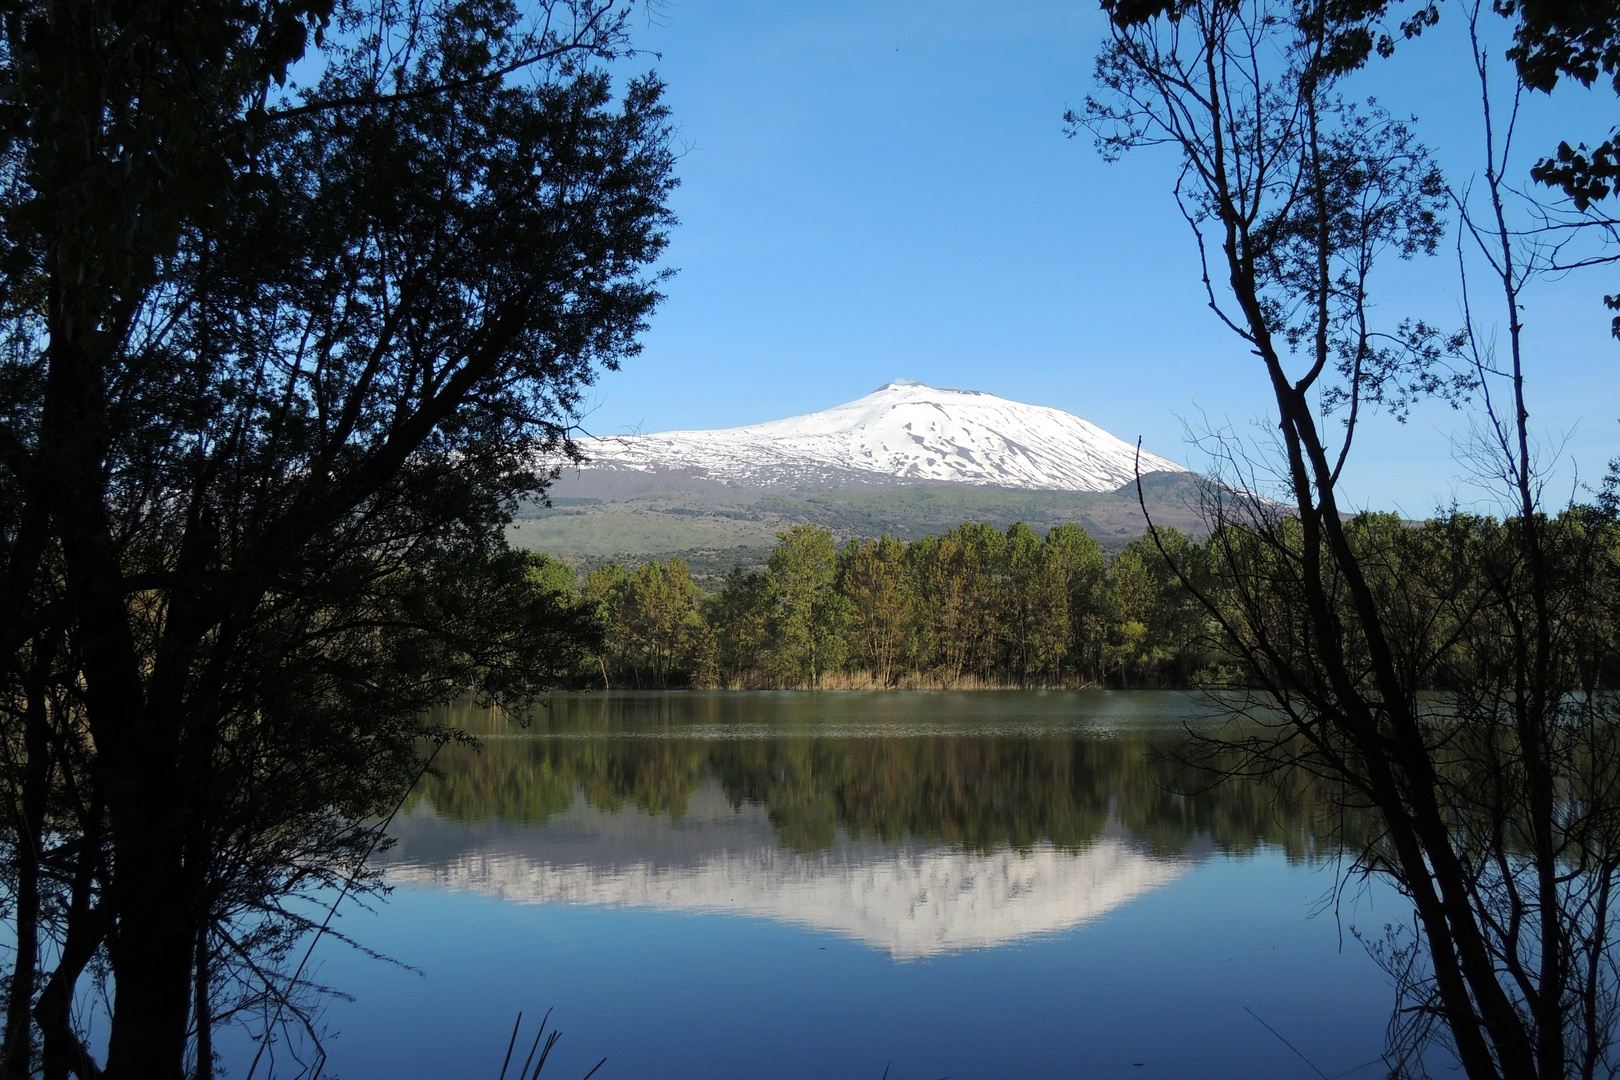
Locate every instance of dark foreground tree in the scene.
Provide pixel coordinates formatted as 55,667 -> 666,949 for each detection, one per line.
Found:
0,0 -> 674,1076
1081,0 -> 1620,1077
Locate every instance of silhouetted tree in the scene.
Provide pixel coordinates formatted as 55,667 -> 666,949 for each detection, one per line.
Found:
0,0 -> 674,1074
1081,0 -> 1620,1075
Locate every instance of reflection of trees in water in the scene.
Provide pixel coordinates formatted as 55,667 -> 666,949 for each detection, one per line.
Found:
414,700 -> 1347,861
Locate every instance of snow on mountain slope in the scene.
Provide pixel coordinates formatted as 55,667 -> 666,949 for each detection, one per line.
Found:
578,380 -> 1185,492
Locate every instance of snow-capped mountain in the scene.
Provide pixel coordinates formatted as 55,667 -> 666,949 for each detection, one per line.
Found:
578,380 -> 1185,492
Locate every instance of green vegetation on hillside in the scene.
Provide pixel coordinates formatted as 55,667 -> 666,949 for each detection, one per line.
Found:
506,472 -> 1207,573
752,472 -> 1205,542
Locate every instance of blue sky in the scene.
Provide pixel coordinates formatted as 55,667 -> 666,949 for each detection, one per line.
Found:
589,0 -> 1620,513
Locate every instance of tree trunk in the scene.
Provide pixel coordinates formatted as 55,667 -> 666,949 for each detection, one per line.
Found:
102,824 -> 195,1080
36,798 -> 108,1080
3,652 -> 53,1078
193,928 -> 211,1080
38,251 -> 196,1077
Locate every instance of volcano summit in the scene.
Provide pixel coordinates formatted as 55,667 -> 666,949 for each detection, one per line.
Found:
576,381 -> 1185,492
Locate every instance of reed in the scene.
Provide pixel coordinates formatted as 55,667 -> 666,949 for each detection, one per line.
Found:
497,1010 -> 605,1080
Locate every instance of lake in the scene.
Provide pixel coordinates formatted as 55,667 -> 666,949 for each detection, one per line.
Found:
232,691 -> 1409,1079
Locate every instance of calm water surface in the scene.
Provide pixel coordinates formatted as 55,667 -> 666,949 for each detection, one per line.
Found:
235,691 -> 1410,1079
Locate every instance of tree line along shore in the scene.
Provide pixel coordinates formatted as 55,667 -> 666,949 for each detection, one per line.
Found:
525,507 -> 1620,692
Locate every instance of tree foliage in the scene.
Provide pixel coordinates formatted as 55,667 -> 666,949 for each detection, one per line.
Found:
576,521 -> 1222,690
1082,0 -> 1620,1074
0,0 -> 675,1075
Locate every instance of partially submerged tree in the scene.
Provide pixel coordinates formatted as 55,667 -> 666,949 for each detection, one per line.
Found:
0,0 -> 675,1076
1080,0 -> 1620,1076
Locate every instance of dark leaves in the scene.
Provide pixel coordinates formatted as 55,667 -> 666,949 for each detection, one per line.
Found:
1529,132 -> 1620,209
1505,0 -> 1620,93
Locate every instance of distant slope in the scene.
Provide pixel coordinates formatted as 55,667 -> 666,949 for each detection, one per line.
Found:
511,472 -> 1207,587
577,380 -> 1184,492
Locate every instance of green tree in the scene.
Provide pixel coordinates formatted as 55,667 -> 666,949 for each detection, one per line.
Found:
1104,544 -> 1158,686
954,523 -> 1009,682
622,559 -> 704,686
763,525 -> 849,686
711,568 -> 771,685
1043,523 -> 1108,684
583,562 -> 632,685
583,559 -> 712,686
838,536 -> 914,686
525,552 -> 581,600
910,525 -> 1004,684
999,522 -> 1046,682
1106,529 -> 1209,686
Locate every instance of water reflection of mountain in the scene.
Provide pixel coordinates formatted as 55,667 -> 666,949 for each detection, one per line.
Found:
380,789 -> 1199,959
381,693 -> 1337,958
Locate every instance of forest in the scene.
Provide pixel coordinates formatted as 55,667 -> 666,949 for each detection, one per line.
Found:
544,504 -> 1620,691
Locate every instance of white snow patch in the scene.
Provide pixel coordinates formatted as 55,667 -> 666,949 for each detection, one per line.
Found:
577,381 -> 1186,492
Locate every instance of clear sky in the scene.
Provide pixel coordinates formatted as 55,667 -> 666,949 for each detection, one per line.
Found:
590,0 -> 1620,514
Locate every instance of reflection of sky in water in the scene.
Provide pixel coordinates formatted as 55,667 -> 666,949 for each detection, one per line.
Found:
220,693 -> 1406,1079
